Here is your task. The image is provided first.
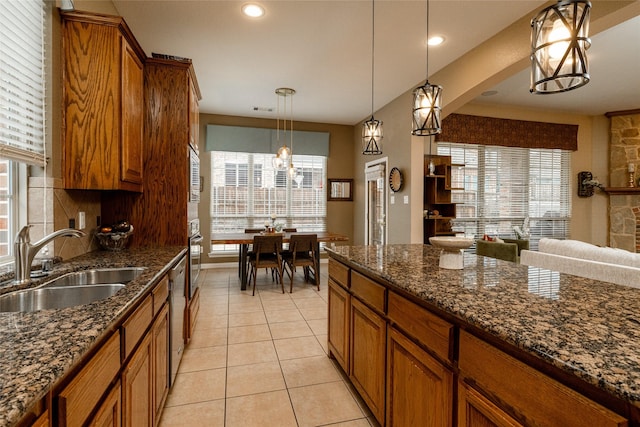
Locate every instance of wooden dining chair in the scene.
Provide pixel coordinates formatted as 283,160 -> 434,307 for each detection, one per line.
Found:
281,234 -> 318,293
248,234 -> 284,295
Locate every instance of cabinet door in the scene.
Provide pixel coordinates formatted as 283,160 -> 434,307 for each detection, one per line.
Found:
120,36 -> 144,186
122,333 -> 153,427
189,80 -> 199,151
328,278 -> 349,372
457,381 -> 522,427
153,304 -> 170,424
350,298 -> 386,424
90,381 -> 122,427
386,327 -> 453,427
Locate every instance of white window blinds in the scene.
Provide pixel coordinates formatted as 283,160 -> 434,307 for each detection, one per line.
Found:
0,0 -> 46,166
438,143 -> 571,249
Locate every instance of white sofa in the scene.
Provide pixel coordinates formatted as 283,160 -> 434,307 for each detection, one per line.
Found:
520,238 -> 640,288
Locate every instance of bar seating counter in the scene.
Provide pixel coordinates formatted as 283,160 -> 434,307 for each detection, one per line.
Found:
326,244 -> 640,426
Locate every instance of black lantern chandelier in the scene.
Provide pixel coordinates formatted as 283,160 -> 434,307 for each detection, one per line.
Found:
362,0 -> 383,155
530,0 -> 591,94
412,0 -> 442,136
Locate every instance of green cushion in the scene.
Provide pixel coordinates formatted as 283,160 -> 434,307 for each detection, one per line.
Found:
476,239 -> 521,263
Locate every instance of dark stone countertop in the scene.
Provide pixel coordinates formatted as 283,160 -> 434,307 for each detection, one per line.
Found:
0,246 -> 186,427
325,244 -> 640,410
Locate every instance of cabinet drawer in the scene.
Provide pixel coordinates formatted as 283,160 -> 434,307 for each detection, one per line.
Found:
387,291 -> 453,363
328,259 -> 349,288
122,295 -> 153,359
152,276 -> 169,316
459,331 -> 627,427
351,271 -> 385,313
58,331 -> 121,427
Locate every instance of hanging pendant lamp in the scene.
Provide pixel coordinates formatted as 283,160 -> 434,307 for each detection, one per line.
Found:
530,0 -> 591,94
362,0 -> 383,155
412,0 -> 442,136
272,88 -> 296,170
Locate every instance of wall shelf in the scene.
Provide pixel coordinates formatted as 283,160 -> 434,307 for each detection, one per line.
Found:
603,187 -> 640,195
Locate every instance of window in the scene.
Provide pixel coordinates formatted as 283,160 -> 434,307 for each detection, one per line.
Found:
437,143 -> 571,250
210,151 -> 327,254
0,0 -> 46,264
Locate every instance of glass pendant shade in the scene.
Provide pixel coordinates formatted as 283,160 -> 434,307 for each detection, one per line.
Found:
411,81 -> 442,136
362,116 -> 383,155
530,0 -> 591,94
272,155 -> 285,170
277,144 -> 291,160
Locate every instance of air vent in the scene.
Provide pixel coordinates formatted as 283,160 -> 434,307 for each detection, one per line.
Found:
251,106 -> 274,112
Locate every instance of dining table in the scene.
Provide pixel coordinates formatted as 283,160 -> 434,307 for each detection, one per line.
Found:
210,231 -> 349,290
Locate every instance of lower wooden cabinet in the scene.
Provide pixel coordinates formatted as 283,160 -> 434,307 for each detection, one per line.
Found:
122,333 -> 153,427
350,298 -> 386,424
90,382 -> 122,427
386,327 -> 453,427
457,381 -> 522,427
327,278 -> 350,371
153,304 -> 170,423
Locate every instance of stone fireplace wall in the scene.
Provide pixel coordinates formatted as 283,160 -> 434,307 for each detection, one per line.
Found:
608,112 -> 640,252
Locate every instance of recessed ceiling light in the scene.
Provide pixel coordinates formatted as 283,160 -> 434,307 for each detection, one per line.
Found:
427,35 -> 445,46
481,90 -> 498,97
242,3 -> 265,18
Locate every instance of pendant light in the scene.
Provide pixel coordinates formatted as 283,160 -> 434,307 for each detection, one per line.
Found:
362,0 -> 383,155
412,0 -> 442,136
530,0 -> 591,94
272,88 -> 296,170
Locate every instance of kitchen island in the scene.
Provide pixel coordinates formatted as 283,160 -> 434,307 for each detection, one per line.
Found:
0,246 -> 186,427
326,244 -> 640,426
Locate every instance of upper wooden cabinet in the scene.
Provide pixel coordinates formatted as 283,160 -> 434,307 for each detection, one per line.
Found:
62,11 -> 145,192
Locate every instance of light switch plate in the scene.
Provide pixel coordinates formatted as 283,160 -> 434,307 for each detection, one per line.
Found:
390,195 -> 395,204
78,212 -> 86,229
404,195 -> 409,204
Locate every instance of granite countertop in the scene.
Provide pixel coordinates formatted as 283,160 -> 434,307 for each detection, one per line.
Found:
325,244 -> 640,408
0,246 -> 187,427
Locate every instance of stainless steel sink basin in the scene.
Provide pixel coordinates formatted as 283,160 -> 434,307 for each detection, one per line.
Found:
0,267 -> 146,312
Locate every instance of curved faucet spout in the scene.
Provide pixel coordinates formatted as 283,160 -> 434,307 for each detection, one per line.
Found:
14,225 -> 86,284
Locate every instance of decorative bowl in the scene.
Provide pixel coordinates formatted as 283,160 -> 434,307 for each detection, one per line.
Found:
429,236 -> 474,252
95,225 -> 134,251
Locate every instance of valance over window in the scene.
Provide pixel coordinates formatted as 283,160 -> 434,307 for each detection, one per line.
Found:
435,113 -> 578,151
206,125 -> 330,157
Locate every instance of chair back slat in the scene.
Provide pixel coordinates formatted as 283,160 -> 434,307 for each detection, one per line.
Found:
253,234 -> 283,255
290,234 -> 317,255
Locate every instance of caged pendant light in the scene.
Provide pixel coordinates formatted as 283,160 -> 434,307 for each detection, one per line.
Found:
272,88 -> 296,170
530,0 -> 591,94
362,0 -> 383,155
412,0 -> 442,136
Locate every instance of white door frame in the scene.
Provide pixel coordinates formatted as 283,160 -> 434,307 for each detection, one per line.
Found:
364,157 -> 388,245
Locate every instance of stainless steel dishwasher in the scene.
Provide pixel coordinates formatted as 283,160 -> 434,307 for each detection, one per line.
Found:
169,255 -> 186,387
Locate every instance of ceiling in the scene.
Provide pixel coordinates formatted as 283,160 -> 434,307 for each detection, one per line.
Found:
112,1 -> 640,126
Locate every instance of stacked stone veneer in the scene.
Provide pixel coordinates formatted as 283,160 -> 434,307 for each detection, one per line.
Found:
608,113 -> 640,252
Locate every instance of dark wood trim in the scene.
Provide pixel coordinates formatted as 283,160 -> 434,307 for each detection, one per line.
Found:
605,109 -> 640,118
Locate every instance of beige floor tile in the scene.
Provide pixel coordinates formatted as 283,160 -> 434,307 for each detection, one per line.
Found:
299,307 -> 328,321
197,302 -> 229,316
228,293 -> 260,305
179,345 -> 227,372
200,286 -> 229,296
165,368 -> 226,406
159,399 -> 225,427
228,300 -> 264,314
307,318 -> 328,336
227,323 -> 272,344
274,336 -> 326,360
329,419 -> 374,427
281,355 -> 342,388
265,309 -> 304,323
226,361 -> 286,397
258,287 -> 290,300
226,390 -> 298,427
188,326 -> 227,348
269,320 -> 313,340
261,297 -> 298,311
294,296 -> 327,309
227,340 -> 278,367
289,381 -> 364,427
196,313 -> 228,329
204,294 -> 230,304
289,288 -> 322,300
316,334 -> 330,355
228,310 -> 267,327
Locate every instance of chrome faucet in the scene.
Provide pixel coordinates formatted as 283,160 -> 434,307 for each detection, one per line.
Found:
14,225 -> 86,284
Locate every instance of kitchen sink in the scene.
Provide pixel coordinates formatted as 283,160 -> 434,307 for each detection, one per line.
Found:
0,267 -> 146,312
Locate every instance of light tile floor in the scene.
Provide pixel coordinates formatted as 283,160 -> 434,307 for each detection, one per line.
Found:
159,263 -> 377,427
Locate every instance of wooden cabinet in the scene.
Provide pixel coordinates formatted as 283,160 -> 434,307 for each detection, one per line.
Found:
328,278 -> 350,372
458,330 -> 628,427
424,155 -> 460,243
122,333 -> 153,427
31,409 -> 49,427
386,327 -> 453,427
153,304 -> 170,422
350,298 -> 386,424
90,382 -> 122,427
61,11 -> 145,192
187,286 -> 200,343
189,80 -> 200,151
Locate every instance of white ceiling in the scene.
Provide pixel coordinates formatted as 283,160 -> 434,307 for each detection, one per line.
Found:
112,1 -> 640,126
